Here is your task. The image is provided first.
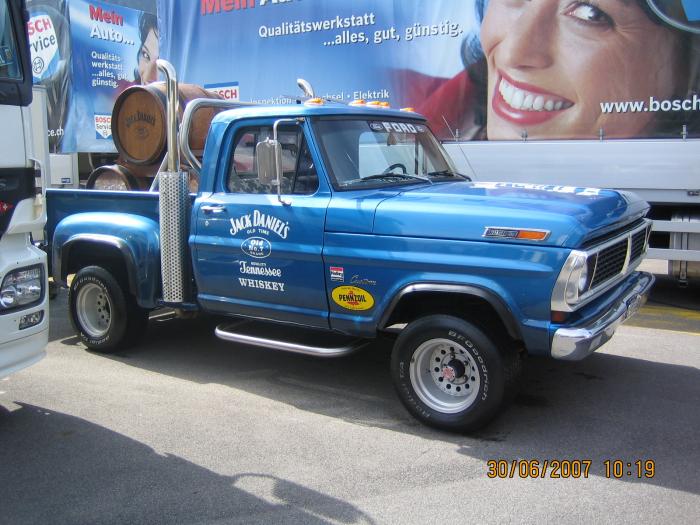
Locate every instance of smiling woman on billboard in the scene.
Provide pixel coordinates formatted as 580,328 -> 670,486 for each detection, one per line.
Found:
416,0 -> 700,141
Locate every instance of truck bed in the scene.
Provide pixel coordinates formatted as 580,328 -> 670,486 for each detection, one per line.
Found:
46,189 -> 163,242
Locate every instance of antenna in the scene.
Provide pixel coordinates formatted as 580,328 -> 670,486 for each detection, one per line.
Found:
441,115 -> 476,181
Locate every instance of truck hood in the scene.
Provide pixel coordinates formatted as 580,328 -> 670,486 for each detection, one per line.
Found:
370,181 -> 649,247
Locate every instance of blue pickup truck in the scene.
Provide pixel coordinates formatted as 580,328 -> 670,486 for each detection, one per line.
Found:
46,68 -> 654,432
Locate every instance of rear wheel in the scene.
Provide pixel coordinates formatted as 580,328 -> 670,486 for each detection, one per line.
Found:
391,315 -> 520,432
69,265 -> 148,352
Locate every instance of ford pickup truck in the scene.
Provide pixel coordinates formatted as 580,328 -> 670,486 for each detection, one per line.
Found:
46,62 -> 654,432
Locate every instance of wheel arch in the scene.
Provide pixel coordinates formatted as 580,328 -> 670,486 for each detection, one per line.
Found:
378,283 -> 523,345
59,234 -> 137,293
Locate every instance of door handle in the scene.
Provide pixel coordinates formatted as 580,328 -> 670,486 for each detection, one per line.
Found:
201,204 -> 227,214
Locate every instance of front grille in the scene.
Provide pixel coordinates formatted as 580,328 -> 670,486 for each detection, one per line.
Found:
591,240 -> 627,288
588,221 -> 650,291
630,227 -> 648,262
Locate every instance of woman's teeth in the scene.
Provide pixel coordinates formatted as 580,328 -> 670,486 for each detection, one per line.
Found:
499,78 -> 572,112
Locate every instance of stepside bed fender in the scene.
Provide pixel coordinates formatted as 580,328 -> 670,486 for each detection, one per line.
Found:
52,213 -> 161,308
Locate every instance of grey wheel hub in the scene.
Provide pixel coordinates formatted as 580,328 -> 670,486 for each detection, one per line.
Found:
76,283 -> 112,339
409,337 -> 481,414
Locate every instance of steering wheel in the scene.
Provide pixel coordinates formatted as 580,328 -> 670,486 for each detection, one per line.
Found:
382,163 -> 407,175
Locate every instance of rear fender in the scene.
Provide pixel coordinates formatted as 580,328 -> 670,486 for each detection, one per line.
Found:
52,212 -> 161,308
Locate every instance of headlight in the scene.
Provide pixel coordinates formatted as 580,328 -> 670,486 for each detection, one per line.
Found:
0,265 -> 44,311
552,251 -> 596,312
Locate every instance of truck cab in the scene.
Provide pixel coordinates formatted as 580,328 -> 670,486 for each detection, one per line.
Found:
47,67 -> 654,431
0,0 -> 49,377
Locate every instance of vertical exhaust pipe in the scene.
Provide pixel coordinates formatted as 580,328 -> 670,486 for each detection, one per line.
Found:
157,60 -> 190,304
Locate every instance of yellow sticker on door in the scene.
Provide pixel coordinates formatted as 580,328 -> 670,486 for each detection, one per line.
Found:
332,286 -> 375,311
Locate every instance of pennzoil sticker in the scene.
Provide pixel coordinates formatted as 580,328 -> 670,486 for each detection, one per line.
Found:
332,286 -> 374,311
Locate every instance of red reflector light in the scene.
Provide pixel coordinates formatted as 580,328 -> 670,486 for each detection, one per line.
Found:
551,311 -> 569,323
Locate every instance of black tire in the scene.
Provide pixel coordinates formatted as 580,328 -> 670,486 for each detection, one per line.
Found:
391,314 -> 520,432
68,265 -> 148,352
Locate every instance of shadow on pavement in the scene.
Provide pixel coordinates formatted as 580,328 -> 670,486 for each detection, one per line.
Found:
48,290 -> 700,498
461,354 -> 700,495
0,403 -> 376,525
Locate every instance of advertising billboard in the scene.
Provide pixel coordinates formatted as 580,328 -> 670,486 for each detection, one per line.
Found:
159,0 -> 700,142
27,0 -> 157,152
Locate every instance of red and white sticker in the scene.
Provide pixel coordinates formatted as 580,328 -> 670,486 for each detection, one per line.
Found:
330,266 -> 344,282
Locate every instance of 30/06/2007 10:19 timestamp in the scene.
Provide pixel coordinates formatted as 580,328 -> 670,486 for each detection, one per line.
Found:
486,459 -> 656,479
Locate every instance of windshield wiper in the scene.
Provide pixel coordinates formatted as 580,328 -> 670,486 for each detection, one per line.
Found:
425,170 -> 468,180
362,173 -> 432,184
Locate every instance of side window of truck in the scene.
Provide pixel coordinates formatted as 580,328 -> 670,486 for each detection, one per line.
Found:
227,126 -> 318,195
0,1 -> 21,80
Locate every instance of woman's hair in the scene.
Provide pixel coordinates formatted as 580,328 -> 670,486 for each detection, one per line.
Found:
461,0 -> 700,137
133,12 -> 158,84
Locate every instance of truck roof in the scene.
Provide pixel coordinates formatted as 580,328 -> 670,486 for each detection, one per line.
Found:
212,102 -> 427,126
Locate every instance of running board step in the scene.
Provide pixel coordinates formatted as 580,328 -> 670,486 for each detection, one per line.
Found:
215,320 -> 366,357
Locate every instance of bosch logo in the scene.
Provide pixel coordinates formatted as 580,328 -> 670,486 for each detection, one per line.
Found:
32,57 -> 45,75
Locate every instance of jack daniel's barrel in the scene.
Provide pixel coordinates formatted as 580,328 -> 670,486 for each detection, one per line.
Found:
111,83 -> 223,166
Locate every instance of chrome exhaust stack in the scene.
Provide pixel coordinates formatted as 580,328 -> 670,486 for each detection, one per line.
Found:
156,60 -> 190,304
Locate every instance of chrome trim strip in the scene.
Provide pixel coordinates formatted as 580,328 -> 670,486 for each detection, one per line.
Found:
378,282 -> 522,341
584,219 -> 650,253
483,226 -> 550,241
215,324 -> 365,358
551,272 -> 654,360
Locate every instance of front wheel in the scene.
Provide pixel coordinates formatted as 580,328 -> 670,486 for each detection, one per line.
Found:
69,265 -> 148,352
391,315 -> 520,432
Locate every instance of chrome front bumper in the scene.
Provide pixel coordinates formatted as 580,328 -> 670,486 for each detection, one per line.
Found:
551,272 -> 655,361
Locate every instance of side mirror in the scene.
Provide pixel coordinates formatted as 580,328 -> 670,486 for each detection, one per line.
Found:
256,138 -> 281,186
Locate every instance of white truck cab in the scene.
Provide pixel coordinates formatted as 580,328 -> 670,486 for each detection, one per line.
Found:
0,0 -> 49,377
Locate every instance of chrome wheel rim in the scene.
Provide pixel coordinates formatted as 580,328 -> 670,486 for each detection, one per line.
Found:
409,338 -> 480,414
76,283 -> 112,339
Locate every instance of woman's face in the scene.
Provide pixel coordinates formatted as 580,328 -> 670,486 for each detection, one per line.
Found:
480,0 -> 685,139
138,28 -> 159,84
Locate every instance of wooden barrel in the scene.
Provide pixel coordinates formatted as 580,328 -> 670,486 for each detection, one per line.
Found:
86,162 -> 200,193
111,83 -> 224,166
85,164 -> 146,191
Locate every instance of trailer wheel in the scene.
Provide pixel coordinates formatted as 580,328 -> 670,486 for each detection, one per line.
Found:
69,265 -> 148,352
391,315 -> 520,432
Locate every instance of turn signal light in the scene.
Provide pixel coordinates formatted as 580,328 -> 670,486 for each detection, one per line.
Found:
516,230 -> 549,241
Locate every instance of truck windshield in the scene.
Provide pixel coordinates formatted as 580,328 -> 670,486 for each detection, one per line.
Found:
313,118 -> 465,190
0,0 -> 21,81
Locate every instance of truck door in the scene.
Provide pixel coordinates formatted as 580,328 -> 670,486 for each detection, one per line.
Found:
192,120 -> 331,328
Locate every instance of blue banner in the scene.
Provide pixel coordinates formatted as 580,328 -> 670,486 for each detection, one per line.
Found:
61,0 -> 147,152
158,1 -> 472,139
159,0 -> 700,142
27,0 -> 700,151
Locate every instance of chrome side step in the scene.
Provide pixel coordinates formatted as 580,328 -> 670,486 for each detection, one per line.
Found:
215,321 -> 366,358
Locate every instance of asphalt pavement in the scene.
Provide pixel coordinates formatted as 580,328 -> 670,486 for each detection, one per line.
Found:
1,267 -> 698,525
